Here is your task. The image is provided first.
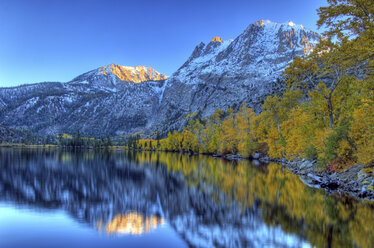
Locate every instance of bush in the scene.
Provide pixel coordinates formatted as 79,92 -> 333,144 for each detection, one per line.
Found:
304,144 -> 317,160
318,123 -> 351,167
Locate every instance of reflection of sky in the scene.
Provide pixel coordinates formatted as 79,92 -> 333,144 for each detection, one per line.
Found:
0,204 -> 187,248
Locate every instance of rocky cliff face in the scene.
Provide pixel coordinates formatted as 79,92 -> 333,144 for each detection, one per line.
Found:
0,20 -> 320,137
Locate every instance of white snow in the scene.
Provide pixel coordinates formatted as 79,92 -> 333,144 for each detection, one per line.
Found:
79,80 -> 89,85
175,39 -> 233,84
36,106 -> 44,113
64,94 -> 74,103
122,66 -> 138,74
24,97 -> 39,108
0,97 -> 6,107
150,81 -> 167,105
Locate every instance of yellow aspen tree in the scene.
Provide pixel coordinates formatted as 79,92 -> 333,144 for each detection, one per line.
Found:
182,130 -> 199,152
236,102 -> 256,157
260,89 -> 302,158
219,108 -> 238,154
349,102 -> 374,165
280,108 -> 312,160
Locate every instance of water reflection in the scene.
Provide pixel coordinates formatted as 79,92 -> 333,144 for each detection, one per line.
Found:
101,212 -> 165,236
0,148 -> 373,248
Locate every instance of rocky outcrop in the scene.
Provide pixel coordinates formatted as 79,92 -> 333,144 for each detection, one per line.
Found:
211,36 -> 223,43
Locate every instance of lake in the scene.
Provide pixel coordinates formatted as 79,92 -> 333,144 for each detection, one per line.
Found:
0,148 -> 373,248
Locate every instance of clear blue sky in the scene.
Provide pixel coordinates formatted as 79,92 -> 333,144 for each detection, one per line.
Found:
0,0 -> 326,87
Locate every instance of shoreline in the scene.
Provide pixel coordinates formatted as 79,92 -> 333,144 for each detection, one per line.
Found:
139,150 -> 374,202
257,156 -> 374,202
210,153 -> 374,202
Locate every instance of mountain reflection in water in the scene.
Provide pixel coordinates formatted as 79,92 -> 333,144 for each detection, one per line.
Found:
100,212 -> 165,235
0,148 -> 374,248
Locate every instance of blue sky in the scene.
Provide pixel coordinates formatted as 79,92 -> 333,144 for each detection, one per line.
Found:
0,0 -> 326,87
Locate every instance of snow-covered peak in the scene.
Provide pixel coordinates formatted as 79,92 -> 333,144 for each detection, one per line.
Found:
100,64 -> 167,83
253,19 -> 271,26
68,64 -> 168,92
171,19 -> 321,85
253,19 -> 307,32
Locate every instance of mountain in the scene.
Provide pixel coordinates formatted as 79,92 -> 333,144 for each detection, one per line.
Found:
0,20 -> 320,138
0,65 -> 167,137
152,20 -> 320,133
70,64 -> 167,91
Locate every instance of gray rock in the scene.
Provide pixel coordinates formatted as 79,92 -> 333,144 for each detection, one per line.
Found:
357,169 -> 369,182
253,153 -> 260,159
299,160 -> 313,170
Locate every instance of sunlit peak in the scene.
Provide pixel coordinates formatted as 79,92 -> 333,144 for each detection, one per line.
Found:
100,64 -> 168,83
211,36 -> 223,43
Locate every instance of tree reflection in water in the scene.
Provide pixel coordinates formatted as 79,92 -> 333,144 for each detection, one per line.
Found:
0,148 -> 373,248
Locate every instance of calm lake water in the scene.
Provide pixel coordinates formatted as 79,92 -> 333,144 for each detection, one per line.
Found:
0,149 -> 373,248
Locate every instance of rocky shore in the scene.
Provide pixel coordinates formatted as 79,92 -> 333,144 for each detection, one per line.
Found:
220,153 -> 374,201
259,157 -> 374,201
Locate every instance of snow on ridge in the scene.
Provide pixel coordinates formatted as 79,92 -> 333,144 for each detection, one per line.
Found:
254,19 -> 307,31
173,38 -> 233,83
193,39 -> 232,64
